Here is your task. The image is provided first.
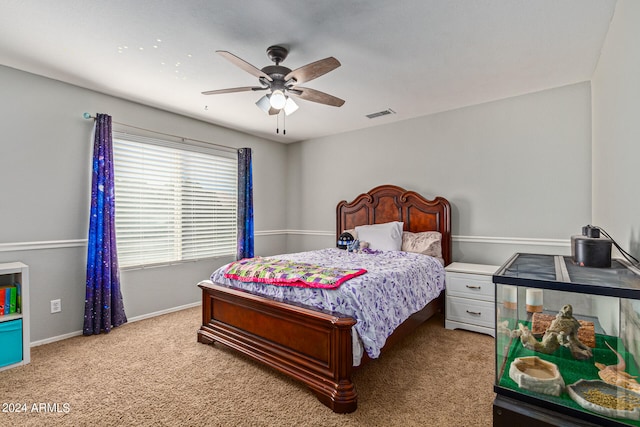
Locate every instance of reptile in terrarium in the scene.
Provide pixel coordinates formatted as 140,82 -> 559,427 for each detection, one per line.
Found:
596,341 -> 640,392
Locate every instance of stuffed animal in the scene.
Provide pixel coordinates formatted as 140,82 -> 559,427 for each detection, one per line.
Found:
346,240 -> 371,253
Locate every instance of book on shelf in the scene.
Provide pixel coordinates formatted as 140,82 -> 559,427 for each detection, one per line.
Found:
9,285 -> 17,313
15,282 -> 21,314
0,284 -> 19,315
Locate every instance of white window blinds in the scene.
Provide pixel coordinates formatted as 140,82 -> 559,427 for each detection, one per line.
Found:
112,132 -> 237,268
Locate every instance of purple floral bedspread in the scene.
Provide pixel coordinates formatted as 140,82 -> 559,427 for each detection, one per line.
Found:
210,248 -> 445,359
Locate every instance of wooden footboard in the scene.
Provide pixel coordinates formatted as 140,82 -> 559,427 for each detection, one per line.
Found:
198,279 -> 444,412
197,280 -> 359,413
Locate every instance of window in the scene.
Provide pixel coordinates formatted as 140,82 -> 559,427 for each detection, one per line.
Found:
112,132 -> 237,268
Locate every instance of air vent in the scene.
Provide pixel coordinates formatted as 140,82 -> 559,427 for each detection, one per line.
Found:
366,108 -> 396,119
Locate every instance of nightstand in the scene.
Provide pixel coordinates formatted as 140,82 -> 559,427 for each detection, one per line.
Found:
445,262 -> 499,337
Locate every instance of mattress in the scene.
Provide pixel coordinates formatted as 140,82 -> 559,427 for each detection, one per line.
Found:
211,248 -> 446,364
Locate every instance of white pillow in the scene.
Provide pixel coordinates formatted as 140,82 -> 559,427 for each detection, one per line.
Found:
355,222 -> 404,251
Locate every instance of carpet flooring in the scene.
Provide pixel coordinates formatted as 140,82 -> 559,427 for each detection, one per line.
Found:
0,306 -> 495,426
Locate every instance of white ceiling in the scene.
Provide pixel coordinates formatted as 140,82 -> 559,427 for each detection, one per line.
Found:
0,0 -> 617,143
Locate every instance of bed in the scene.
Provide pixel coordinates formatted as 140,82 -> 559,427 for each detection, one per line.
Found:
197,184 -> 452,413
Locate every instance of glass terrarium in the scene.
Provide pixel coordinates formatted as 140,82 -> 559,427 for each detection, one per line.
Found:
494,253 -> 640,426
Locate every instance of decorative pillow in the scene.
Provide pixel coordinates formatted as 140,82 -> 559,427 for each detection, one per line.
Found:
401,231 -> 442,258
355,222 -> 404,251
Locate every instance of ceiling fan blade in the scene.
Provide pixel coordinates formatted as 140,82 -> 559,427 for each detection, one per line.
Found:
268,107 -> 280,115
217,51 -> 273,81
285,57 -> 340,84
288,87 -> 345,107
202,86 -> 267,95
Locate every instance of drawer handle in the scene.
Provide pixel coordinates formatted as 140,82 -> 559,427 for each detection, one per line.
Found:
466,285 -> 481,289
466,310 -> 482,316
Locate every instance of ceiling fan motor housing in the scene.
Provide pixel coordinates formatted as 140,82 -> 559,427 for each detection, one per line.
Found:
266,45 -> 289,65
264,46 -> 295,89
261,65 -> 293,90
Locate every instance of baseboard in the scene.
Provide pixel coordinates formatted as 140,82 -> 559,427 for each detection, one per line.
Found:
30,329 -> 84,347
125,301 -> 201,324
30,301 -> 201,347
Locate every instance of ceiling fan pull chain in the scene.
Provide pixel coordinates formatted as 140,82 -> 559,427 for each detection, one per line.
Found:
276,112 -> 279,134
283,111 -> 286,135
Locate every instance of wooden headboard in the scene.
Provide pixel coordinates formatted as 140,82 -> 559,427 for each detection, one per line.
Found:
336,185 -> 452,265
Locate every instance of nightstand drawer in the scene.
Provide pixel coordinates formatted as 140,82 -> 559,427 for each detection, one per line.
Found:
446,296 -> 495,328
446,272 -> 495,302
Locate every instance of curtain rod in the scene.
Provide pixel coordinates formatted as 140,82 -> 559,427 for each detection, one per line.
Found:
83,113 -> 238,153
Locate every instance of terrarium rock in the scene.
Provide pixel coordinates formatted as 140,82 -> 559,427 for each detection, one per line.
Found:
518,304 -> 593,360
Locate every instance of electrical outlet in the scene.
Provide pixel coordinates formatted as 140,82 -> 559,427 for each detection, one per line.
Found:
50,299 -> 61,313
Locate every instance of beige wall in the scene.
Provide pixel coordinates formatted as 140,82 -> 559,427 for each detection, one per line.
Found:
0,65 -> 289,342
286,82 -> 593,265
592,0 -> 640,260
591,0 -> 640,354
5,0 -> 640,343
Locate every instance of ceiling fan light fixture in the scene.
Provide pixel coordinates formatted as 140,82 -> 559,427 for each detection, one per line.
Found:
255,94 -> 271,113
269,90 -> 287,109
283,97 -> 299,116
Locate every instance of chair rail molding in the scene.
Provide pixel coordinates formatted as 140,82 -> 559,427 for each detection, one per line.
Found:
0,239 -> 87,252
262,230 -> 571,246
0,233 -> 570,253
453,235 -> 570,247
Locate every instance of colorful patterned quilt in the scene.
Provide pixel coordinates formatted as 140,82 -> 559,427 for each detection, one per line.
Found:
224,257 -> 367,289
211,248 -> 446,361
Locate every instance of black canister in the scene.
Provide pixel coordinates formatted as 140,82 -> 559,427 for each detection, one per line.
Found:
572,235 -> 612,268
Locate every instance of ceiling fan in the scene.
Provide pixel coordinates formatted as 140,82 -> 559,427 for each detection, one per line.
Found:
202,45 -> 345,116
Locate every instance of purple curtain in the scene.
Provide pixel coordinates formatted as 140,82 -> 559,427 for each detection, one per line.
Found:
83,113 -> 127,335
237,147 -> 254,260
